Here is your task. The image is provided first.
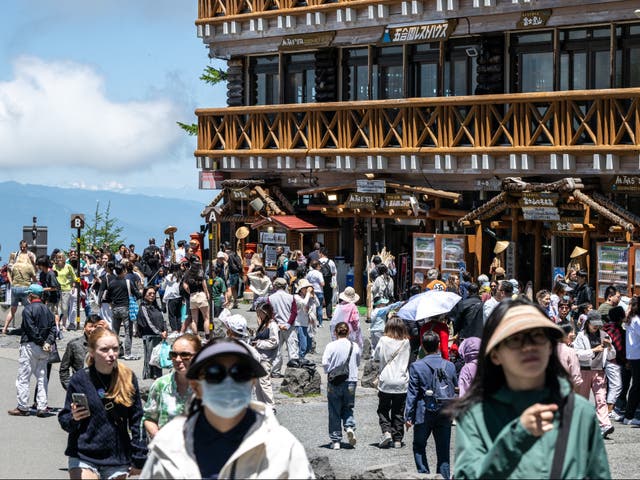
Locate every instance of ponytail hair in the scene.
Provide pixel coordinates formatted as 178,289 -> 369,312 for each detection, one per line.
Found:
87,327 -> 135,407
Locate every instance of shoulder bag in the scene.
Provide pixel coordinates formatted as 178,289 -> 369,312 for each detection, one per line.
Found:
328,341 -> 353,386
373,340 -> 406,388
549,392 -> 575,479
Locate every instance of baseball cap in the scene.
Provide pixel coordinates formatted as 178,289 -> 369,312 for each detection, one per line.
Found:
586,310 -> 603,328
186,338 -> 266,380
223,314 -> 249,337
485,304 -> 563,355
216,251 -> 226,259
273,277 -> 288,288
26,284 -> 44,297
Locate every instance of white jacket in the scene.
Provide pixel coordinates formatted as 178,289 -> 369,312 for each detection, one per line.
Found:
373,337 -> 410,394
141,401 -> 314,479
574,329 -> 616,370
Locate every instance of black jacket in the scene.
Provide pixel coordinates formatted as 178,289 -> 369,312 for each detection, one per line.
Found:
20,299 -> 56,346
574,282 -> 594,307
104,277 -> 138,308
136,302 -> 166,336
59,336 -> 88,390
451,295 -> 483,340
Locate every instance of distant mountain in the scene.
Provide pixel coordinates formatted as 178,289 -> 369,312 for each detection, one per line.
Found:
0,181 -> 215,261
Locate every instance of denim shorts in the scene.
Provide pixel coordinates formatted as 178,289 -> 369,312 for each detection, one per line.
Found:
11,286 -> 30,308
68,457 -> 129,479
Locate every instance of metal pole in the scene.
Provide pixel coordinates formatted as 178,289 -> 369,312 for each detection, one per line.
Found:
76,227 -> 82,329
208,222 -> 214,335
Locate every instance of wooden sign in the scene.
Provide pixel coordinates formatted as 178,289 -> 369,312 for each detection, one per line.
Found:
383,19 -> 458,43
610,175 -> 640,193
280,32 -> 335,51
230,190 -> 248,200
356,179 -> 385,194
522,206 -> 560,221
260,232 -> 287,244
517,9 -> 552,29
519,192 -> 559,208
384,194 -> 415,209
346,193 -> 379,210
70,214 -> 85,229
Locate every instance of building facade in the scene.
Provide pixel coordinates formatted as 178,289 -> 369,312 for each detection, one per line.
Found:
194,0 -> 640,296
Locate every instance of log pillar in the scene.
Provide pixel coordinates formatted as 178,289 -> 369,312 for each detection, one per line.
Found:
475,222 -> 483,277
534,222 -> 542,291
511,212 -> 519,280
354,228 -> 364,301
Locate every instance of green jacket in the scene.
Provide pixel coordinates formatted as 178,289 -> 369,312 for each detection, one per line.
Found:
454,379 -> 610,479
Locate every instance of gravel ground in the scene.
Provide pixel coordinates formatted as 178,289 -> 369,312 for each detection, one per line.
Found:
2,302 -> 640,478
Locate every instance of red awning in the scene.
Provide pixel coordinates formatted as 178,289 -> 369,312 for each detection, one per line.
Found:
251,215 -> 318,231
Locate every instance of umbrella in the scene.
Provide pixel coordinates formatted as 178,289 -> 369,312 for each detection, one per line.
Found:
396,290 -> 462,321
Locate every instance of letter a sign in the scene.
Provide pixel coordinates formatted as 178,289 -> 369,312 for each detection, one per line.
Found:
70,214 -> 85,229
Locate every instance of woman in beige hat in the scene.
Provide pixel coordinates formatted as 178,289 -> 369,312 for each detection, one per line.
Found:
330,287 -> 363,349
449,298 -> 610,479
489,241 -> 509,282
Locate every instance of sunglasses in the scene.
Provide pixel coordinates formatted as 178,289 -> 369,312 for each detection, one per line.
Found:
501,328 -> 550,350
169,351 -> 195,360
201,363 -> 255,384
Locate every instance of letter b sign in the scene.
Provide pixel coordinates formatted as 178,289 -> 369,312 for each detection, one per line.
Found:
70,214 -> 85,230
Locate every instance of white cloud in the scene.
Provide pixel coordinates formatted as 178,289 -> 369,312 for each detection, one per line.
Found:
0,56 -> 185,171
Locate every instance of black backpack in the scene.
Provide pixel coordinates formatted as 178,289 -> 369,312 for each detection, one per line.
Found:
320,260 -> 332,281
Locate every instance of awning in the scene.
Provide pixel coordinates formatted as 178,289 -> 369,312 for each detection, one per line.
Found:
251,215 -> 318,232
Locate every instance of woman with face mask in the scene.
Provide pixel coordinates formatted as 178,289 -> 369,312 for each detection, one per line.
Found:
140,338 -> 313,479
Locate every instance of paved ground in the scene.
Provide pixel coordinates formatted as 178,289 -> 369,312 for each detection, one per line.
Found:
1,302 -> 640,478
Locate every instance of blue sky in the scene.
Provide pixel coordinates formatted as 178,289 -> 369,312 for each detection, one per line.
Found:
0,0 -> 226,202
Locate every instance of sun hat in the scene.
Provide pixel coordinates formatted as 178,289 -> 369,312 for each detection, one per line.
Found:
570,246 -> 588,259
223,314 -> 249,337
26,284 -> 44,297
186,338 -> 266,379
295,278 -> 312,293
485,304 -> 564,355
494,241 -> 510,254
494,267 -> 505,277
373,296 -> 389,307
216,251 -> 226,259
339,286 -> 360,304
273,277 -> 288,288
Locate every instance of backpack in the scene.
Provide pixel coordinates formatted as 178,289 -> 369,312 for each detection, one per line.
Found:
320,260 -> 332,281
424,358 -> 455,411
45,270 -> 61,304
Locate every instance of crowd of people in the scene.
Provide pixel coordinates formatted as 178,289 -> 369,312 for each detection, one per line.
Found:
3,236 -> 639,478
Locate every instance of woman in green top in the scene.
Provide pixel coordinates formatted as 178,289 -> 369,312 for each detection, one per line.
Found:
449,298 -> 611,479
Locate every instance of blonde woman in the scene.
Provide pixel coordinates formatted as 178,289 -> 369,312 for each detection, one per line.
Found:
58,327 -> 147,478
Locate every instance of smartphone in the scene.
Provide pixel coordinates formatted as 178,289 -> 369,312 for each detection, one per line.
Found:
72,392 -> 89,410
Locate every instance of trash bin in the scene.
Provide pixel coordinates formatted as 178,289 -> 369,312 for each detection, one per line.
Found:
346,267 -> 354,287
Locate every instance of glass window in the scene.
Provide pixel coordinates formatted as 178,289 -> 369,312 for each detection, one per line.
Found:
250,56 -> 279,105
283,53 -> 315,104
342,48 -> 369,101
411,43 -> 439,97
559,27 -> 611,90
372,46 -> 404,100
511,32 -> 554,92
444,44 -> 478,96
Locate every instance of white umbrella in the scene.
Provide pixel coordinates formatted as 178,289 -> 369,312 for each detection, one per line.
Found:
396,290 -> 462,321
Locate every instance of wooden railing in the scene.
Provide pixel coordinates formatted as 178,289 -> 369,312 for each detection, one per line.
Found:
195,89 -> 640,157
197,0 -> 394,23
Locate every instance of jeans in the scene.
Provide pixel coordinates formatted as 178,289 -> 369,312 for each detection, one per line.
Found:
616,363 -> 633,412
625,359 -> 640,420
315,291 -> 325,326
297,326 -> 310,358
412,412 -> 452,479
605,362 -> 623,405
327,381 -> 356,443
111,306 -> 132,357
10,286 -> 30,308
377,391 -> 406,442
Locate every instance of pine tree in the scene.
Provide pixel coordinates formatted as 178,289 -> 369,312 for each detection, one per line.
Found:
72,201 -> 125,253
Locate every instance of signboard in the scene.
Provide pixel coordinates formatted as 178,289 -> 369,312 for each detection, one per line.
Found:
356,179 -> 386,194
280,32 -> 335,51
551,217 -> 583,233
346,192 -> 379,209
383,194 -> 415,210
476,178 -> 502,191
382,19 -> 458,43
203,207 -> 217,224
70,214 -> 85,229
199,171 -> 224,190
519,192 -> 558,208
522,206 -> 560,221
611,175 -> 640,193
517,9 -> 552,29
229,190 -> 249,200
259,232 -> 287,245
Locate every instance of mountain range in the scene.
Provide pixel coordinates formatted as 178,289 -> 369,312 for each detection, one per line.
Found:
0,181 -> 214,261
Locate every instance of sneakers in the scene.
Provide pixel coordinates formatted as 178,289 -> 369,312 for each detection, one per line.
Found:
378,431 -> 392,448
7,408 -> 29,417
331,442 -> 340,450
393,441 -> 402,449
346,427 -> 357,447
623,417 -> 640,426
609,411 -> 625,422
123,355 -> 140,361
601,425 -> 615,437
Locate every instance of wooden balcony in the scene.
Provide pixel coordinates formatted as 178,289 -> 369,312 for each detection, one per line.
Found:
195,89 -> 640,162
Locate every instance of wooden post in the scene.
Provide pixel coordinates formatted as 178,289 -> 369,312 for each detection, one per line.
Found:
475,221 -> 483,277
583,205 -> 591,278
534,222 -> 542,291
511,212 -> 519,280
354,230 -> 364,301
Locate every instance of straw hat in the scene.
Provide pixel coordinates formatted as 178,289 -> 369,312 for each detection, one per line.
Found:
295,278 -> 312,293
339,286 -> 360,304
570,246 -> 588,259
494,241 -> 510,254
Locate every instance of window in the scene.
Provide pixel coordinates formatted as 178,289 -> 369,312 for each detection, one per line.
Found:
342,48 -> 369,101
283,53 -> 316,104
444,42 -> 479,96
618,24 -> 640,87
249,56 -> 279,105
511,32 -> 554,92
411,43 -> 439,97
372,46 -> 404,100
559,27 -> 611,90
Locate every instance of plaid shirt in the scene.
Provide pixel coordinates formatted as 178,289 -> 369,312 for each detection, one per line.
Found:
603,323 -> 625,364
142,372 -> 192,429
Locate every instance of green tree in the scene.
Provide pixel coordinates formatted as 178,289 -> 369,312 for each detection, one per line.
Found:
71,201 -> 125,253
177,65 -> 227,136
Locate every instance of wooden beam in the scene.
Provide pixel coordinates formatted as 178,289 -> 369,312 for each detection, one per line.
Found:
534,222 -> 542,291
254,186 -> 283,215
385,182 -> 461,201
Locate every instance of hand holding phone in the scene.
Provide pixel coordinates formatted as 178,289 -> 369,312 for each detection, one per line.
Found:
72,392 -> 90,410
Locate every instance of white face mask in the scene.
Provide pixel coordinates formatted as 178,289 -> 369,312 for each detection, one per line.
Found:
199,377 -> 252,418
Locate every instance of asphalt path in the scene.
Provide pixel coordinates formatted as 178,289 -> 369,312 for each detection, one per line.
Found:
1,303 -> 640,478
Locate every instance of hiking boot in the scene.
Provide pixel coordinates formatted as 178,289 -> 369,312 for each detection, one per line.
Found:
378,432 -> 392,448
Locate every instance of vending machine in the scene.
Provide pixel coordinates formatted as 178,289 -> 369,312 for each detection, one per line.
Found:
595,242 -> 640,304
412,233 -> 469,289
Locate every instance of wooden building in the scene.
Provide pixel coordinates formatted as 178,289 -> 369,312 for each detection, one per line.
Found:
192,0 -> 640,296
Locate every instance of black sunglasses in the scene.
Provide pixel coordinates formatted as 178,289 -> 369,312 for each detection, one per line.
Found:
202,363 -> 255,384
169,351 -> 194,360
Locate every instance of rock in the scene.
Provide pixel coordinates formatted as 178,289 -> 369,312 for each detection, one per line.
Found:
360,359 -> 379,389
350,463 -> 442,479
310,455 -> 336,480
362,337 -> 372,360
280,367 -> 321,397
